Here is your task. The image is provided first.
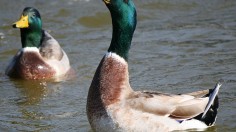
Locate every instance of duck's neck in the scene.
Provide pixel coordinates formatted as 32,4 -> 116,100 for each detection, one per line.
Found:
108,8 -> 137,61
20,28 -> 43,48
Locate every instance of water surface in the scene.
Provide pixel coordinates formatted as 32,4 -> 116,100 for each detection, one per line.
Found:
0,0 -> 236,131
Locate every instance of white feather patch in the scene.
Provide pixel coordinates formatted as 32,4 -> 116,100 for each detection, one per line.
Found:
21,47 -> 40,52
180,119 -> 208,130
105,52 -> 127,65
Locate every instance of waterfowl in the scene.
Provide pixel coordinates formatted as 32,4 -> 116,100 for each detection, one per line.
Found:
5,7 -> 71,80
87,0 -> 222,131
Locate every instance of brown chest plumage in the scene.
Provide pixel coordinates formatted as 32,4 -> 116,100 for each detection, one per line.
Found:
9,52 -> 56,80
87,54 -> 130,126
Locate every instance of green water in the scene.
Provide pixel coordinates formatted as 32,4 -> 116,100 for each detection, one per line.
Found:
0,0 -> 236,131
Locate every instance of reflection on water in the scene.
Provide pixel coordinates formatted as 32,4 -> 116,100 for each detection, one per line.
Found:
0,0 -> 236,131
10,79 -> 47,105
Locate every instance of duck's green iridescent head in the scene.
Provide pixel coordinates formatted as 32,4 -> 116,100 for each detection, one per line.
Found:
13,7 -> 43,48
103,0 -> 136,32
103,0 -> 137,61
13,7 -> 42,30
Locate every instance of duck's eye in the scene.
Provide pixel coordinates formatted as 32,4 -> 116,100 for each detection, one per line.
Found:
30,13 -> 36,17
123,0 -> 128,4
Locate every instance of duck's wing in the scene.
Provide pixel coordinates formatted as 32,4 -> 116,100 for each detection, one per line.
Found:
183,90 -> 210,98
126,90 -> 209,120
39,30 -> 64,61
181,82 -> 222,119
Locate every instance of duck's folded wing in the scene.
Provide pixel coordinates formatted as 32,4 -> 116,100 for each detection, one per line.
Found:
126,91 -> 208,119
183,89 -> 209,98
170,98 -> 208,119
39,30 -> 64,60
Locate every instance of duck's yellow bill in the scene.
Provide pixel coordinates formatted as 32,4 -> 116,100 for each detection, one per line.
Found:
104,0 -> 110,4
12,15 -> 29,28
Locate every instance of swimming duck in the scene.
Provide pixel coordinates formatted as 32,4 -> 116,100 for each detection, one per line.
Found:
5,7 -> 71,80
87,0 -> 222,131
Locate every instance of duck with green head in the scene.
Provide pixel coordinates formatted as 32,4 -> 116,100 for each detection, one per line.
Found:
6,7 -> 71,80
87,0 -> 222,131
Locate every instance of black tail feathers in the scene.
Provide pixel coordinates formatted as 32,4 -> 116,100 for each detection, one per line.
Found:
194,95 -> 219,126
194,82 -> 222,126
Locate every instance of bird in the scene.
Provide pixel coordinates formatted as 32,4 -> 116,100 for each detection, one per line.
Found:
5,7 -> 71,80
86,0 -> 222,131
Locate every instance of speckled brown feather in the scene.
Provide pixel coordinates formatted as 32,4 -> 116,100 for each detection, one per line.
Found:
7,51 -> 55,80
87,53 -> 132,128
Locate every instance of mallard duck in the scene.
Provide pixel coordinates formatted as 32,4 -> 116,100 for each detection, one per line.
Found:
5,7 -> 71,80
87,0 -> 222,131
